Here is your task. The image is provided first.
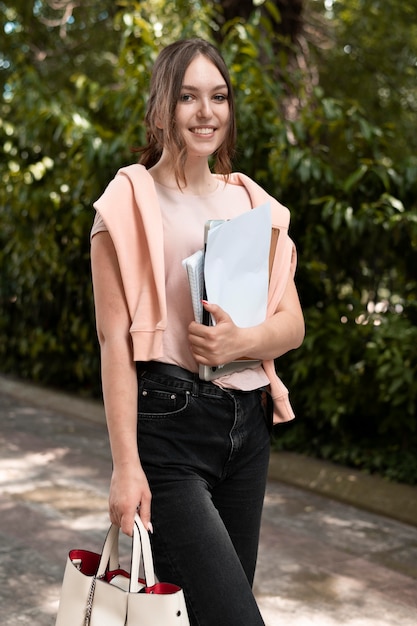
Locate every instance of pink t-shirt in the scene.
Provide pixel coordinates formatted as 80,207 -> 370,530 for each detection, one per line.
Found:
91,178 -> 269,390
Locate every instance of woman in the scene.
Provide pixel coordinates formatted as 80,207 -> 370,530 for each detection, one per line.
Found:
91,38 -> 304,626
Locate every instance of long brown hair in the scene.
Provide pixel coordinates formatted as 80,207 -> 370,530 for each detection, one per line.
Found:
139,39 -> 236,187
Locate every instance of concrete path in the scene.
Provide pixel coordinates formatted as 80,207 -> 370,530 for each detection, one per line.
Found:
0,377 -> 416,625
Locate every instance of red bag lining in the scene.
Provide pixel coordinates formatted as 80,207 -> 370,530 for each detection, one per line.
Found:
70,550 -> 181,594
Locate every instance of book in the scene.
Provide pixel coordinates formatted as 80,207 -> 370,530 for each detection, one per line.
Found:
182,248 -> 204,323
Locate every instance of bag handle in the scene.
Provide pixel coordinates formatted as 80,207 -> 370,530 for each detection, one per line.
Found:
94,515 -> 156,592
95,523 -> 120,578
130,514 -> 156,592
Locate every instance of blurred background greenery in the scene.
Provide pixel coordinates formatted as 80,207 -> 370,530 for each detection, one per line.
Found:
1,0 -> 416,483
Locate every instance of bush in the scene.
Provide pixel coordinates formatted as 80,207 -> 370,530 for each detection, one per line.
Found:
1,5 -> 416,482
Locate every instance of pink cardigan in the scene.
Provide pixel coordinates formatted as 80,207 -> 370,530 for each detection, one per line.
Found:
94,164 -> 297,424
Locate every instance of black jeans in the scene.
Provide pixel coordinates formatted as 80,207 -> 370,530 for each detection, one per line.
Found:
136,366 -> 270,626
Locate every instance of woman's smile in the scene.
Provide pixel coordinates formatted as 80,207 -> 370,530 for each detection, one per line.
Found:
190,126 -> 216,135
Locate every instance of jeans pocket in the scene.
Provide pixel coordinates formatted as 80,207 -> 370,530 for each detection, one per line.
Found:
138,379 -> 190,419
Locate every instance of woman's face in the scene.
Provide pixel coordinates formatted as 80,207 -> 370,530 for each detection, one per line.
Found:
174,54 -> 230,160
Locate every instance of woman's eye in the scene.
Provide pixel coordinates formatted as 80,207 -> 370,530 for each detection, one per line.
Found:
179,93 -> 193,102
213,94 -> 227,102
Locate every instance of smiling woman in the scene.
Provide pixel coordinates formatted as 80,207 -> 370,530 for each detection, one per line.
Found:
90,38 -> 304,626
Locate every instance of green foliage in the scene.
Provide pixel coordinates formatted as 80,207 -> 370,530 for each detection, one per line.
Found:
315,0 -> 417,161
267,93 -> 417,485
0,0 -> 126,391
1,0 -> 416,482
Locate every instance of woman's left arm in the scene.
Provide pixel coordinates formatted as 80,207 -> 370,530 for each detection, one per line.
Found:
188,275 -> 305,366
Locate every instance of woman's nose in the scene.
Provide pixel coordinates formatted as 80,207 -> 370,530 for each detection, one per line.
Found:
197,98 -> 212,118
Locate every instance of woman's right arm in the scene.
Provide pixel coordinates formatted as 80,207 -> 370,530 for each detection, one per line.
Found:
91,231 -> 152,536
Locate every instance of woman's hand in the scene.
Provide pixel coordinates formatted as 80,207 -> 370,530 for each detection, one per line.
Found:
109,463 -> 152,537
189,275 -> 305,365
188,302 -> 245,366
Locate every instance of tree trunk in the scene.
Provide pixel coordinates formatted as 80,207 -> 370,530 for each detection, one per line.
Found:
216,0 -> 304,45
215,0 -> 315,118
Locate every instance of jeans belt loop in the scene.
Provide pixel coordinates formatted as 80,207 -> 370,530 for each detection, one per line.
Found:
192,374 -> 199,397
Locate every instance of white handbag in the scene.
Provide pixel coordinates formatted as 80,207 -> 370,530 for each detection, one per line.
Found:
55,514 -> 190,626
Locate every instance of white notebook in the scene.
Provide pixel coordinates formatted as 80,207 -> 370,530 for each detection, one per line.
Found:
182,248 -> 204,324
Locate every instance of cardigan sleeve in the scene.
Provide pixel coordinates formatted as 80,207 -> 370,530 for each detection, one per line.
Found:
93,167 -> 167,361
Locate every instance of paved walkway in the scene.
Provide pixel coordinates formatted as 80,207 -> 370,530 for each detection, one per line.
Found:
0,377 -> 416,625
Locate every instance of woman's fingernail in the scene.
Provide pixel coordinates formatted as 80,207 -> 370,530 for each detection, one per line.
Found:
201,299 -> 208,305
147,522 -> 154,534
